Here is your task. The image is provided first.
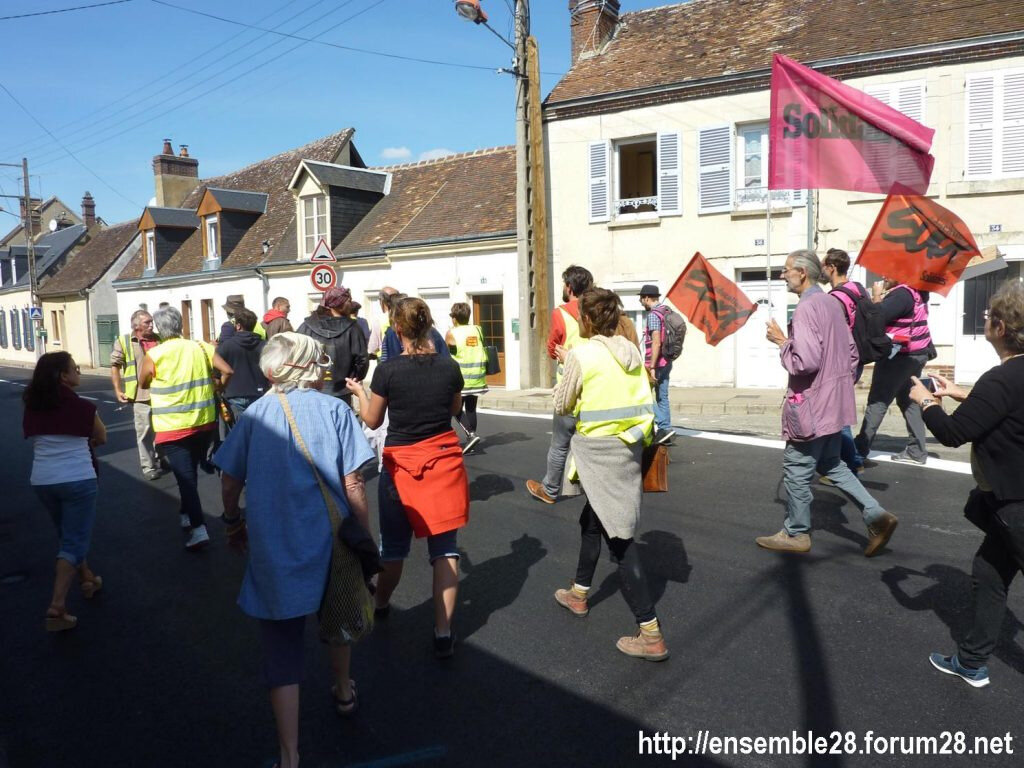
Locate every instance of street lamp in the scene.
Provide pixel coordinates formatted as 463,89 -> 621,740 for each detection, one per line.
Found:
454,0 -> 488,23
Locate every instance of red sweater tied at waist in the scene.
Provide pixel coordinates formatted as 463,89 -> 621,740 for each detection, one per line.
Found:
382,430 -> 469,537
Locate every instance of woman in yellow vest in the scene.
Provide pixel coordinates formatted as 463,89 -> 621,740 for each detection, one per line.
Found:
445,302 -> 488,454
139,307 -> 229,550
551,287 -> 668,661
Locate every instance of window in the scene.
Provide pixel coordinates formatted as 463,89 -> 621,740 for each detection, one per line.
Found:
302,196 -> 328,256
11,309 -> 21,349
966,69 -> 1024,180
587,133 -> 681,223
22,308 -> 34,351
0,309 -> 7,348
733,123 -> 806,209
145,231 -> 156,272
51,311 -> 61,344
205,216 -> 219,260
963,263 -> 1022,335
617,137 -> 657,213
863,81 -> 927,187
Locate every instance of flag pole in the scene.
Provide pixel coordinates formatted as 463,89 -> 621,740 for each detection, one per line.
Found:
765,190 -> 772,310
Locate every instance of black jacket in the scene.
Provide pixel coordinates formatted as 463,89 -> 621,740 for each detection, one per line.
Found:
217,331 -> 268,399
296,312 -> 369,397
923,356 -> 1024,500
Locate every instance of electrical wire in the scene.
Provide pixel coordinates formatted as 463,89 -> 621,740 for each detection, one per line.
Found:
0,0 -> 133,22
0,80 -> 142,208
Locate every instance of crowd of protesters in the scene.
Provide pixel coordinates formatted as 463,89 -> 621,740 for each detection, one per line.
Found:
20,255 -> 1024,765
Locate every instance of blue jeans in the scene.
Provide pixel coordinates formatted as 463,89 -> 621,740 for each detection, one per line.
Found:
226,396 -> 259,423
838,425 -> 862,473
541,413 -> 578,498
654,362 -> 673,432
160,431 -> 212,529
783,433 -> 885,536
33,479 -> 99,566
378,467 -> 459,563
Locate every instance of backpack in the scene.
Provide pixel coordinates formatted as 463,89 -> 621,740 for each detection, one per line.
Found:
654,306 -> 687,361
832,283 -> 892,364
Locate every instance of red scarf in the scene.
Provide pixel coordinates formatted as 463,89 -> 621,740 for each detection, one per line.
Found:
263,309 -> 287,324
23,385 -> 96,439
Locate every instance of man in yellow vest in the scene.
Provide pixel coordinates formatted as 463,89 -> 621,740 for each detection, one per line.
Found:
110,309 -> 162,480
139,306 -> 230,550
446,302 -> 489,453
526,265 -> 593,503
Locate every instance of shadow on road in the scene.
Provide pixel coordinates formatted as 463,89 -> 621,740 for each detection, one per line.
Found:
468,473 -> 515,502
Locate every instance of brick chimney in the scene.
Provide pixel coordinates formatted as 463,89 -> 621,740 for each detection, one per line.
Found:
569,0 -> 620,64
18,196 -> 42,235
81,192 -> 96,228
152,138 -> 200,207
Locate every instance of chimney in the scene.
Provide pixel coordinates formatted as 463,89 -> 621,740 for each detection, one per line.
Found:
18,196 -> 42,235
81,192 -> 96,228
152,138 -> 200,207
569,0 -> 620,64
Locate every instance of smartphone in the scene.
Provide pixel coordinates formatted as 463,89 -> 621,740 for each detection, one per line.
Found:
919,377 -> 936,393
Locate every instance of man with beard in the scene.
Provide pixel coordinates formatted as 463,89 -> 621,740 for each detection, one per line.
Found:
110,309 -> 163,480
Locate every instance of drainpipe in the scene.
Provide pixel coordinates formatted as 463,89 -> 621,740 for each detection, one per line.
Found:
82,287 -> 96,368
255,268 -> 270,313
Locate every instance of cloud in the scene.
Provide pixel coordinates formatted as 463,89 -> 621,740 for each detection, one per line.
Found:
418,148 -> 456,162
380,146 -> 411,160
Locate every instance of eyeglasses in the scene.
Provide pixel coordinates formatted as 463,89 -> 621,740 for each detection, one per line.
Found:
280,353 -> 332,371
983,310 -> 990,321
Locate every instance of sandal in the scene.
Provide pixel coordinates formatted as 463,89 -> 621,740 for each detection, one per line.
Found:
45,607 -> 78,632
331,680 -> 357,717
81,575 -> 103,599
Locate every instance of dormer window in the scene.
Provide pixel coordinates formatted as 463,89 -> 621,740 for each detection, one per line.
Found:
302,196 -> 327,257
205,215 -> 219,260
145,231 -> 156,272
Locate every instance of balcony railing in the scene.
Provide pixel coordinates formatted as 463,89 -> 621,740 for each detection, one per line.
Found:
615,196 -> 659,215
734,187 -> 794,208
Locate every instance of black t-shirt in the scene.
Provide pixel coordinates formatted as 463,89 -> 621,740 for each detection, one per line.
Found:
371,354 -> 463,446
217,332 -> 269,398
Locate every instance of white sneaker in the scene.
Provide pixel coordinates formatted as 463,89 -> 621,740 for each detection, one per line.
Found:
463,434 -> 482,454
185,525 -> 210,550
180,513 -> 191,530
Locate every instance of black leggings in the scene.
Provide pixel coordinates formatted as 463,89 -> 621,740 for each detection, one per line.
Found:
458,395 -> 478,433
574,502 -> 656,624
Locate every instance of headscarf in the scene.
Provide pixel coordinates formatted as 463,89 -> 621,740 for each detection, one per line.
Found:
262,332 -> 326,388
322,286 -> 352,310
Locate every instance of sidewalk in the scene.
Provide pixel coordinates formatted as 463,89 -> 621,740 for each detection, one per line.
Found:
480,384 -> 973,464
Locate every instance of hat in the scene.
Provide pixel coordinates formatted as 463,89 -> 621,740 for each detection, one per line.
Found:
321,285 -> 352,310
639,284 -> 661,297
222,294 -> 246,312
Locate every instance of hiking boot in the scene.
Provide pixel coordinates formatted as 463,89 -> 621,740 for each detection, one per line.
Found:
554,586 -> 589,617
616,627 -> 669,661
526,479 -> 556,504
185,525 -> 210,551
864,511 -> 899,557
755,529 -> 811,553
929,653 -> 989,688
656,428 -> 677,445
890,451 -> 926,466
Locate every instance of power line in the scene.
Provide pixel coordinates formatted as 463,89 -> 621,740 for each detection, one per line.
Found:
0,0 -> 133,21
0,80 -> 142,208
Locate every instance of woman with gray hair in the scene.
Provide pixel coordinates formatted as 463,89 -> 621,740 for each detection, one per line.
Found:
213,333 -> 374,768
138,307 -> 229,549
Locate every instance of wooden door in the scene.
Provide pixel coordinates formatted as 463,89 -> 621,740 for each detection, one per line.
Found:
200,299 -> 214,343
181,300 -> 193,340
472,294 -> 505,387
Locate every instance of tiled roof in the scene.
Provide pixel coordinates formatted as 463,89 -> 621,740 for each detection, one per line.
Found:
117,128 -> 354,280
339,147 -> 516,256
38,220 -> 139,297
546,0 -> 1024,105
298,161 -> 389,195
146,207 -> 198,229
206,188 -> 269,214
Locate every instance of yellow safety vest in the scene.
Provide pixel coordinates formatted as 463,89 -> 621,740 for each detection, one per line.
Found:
555,305 -> 582,383
572,339 -> 654,445
148,338 -> 217,433
119,334 -> 139,401
253,323 -> 267,340
450,324 -> 488,389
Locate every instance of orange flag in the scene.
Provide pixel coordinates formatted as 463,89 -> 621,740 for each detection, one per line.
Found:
856,188 -> 980,297
667,253 -> 757,346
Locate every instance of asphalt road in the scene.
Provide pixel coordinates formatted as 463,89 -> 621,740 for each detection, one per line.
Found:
0,366 -> 1021,768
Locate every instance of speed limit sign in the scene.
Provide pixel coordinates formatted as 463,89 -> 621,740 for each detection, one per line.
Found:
310,263 -> 337,292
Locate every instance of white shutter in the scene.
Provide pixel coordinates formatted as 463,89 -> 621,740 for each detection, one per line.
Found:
1000,70 -> 1024,176
966,74 -> 995,178
698,125 -> 732,213
587,140 -> 611,223
864,84 -> 893,107
897,83 -> 925,124
656,131 -> 682,216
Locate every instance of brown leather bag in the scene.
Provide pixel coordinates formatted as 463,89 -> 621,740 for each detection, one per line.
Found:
642,443 -> 669,493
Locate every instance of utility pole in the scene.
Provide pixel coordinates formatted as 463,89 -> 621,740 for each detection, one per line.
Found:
22,158 -> 40,358
514,0 -> 551,389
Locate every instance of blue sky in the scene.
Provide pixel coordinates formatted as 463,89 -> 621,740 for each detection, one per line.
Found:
0,0 -> 670,226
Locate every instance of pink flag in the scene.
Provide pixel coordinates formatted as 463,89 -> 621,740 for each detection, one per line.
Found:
768,54 -> 935,194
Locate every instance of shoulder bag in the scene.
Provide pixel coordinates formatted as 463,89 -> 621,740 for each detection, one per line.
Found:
641,443 -> 669,493
276,392 -> 374,644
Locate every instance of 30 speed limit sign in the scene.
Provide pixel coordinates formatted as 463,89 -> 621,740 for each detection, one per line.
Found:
310,263 -> 337,292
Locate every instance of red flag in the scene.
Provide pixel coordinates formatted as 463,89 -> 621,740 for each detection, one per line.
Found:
667,253 -> 757,346
769,54 -> 935,194
856,188 -> 980,297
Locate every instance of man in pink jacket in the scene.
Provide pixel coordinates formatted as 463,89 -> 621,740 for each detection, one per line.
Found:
756,250 -> 899,556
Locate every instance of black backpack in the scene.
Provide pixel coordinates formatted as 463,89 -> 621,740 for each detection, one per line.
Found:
832,283 -> 891,364
654,307 -> 687,361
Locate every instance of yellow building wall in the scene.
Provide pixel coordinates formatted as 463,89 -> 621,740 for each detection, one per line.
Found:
42,297 -> 92,367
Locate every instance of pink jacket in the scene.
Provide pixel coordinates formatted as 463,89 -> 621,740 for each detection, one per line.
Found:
779,286 -> 859,442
